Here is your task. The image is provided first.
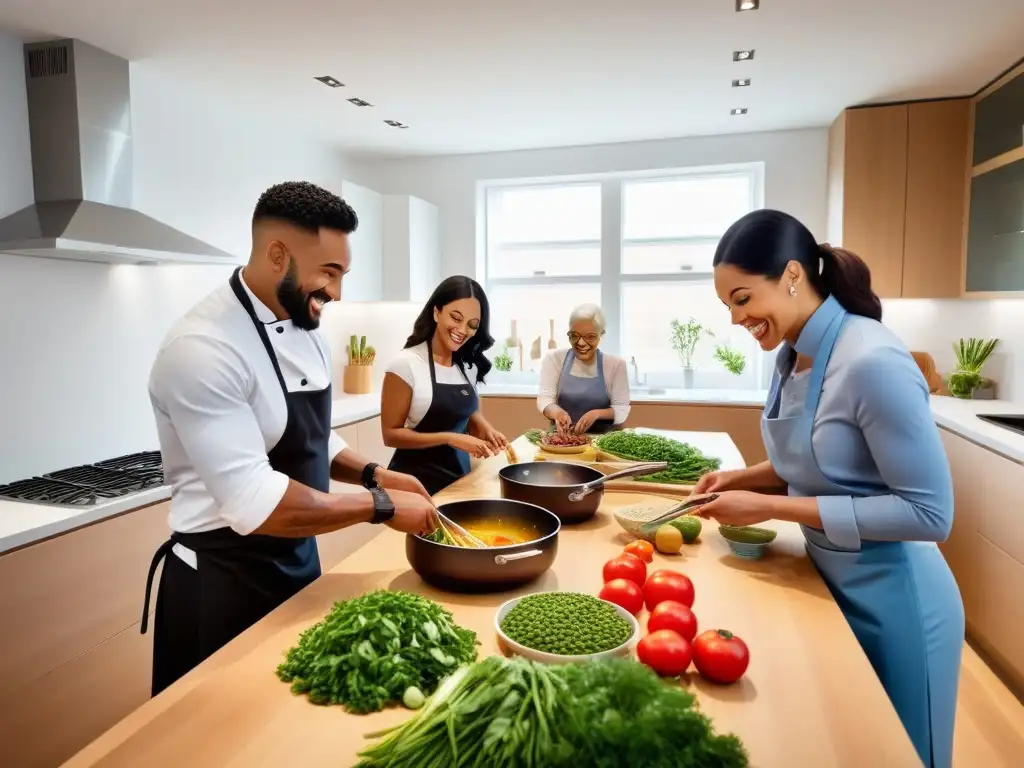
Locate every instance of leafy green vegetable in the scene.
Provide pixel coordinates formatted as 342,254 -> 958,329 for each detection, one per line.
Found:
595,431 -> 721,483
357,657 -> 749,767
501,592 -> 633,656
524,428 -> 545,445
276,589 -> 478,714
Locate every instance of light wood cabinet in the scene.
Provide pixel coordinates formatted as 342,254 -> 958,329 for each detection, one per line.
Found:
827,99 -> 970,299
939,427 -> 1024,695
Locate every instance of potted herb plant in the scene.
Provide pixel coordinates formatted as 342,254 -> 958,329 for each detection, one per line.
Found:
947,337 -> 999,400
714,344 -> 746,376
670,318 -> 713,388
343,335 -> 376,394
493,351 -> 513,373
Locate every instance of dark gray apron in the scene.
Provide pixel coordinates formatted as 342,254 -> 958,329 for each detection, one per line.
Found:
141,267 -> 330,696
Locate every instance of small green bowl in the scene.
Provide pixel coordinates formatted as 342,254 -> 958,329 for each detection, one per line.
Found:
718,525 -> 777,560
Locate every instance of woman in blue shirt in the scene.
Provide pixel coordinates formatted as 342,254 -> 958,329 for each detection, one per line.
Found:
696,209 -> 964,768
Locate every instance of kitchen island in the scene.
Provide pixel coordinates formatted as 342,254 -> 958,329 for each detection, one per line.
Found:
65,431 -> 921,768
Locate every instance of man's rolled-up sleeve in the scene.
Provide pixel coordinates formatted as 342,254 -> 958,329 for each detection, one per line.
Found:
150,335 -> 289,535
328,429 -> 347,463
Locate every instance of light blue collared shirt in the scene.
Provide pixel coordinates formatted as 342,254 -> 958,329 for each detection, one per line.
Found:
773,303 -> 954,550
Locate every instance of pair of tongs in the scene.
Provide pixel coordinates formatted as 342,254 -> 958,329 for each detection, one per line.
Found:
638,493 -> 719,537
434,509 -> 488,548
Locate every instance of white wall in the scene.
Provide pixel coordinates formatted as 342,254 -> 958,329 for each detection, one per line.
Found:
883,298 -> 1024,402
0,60 -> 355,483
353,128 -> 830,278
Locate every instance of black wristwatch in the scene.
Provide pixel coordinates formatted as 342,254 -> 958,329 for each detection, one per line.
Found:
368,487 -> 395,525
361,462 -> 380,489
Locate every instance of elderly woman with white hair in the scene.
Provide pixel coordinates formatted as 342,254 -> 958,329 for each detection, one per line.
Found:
537,303 -> 631,434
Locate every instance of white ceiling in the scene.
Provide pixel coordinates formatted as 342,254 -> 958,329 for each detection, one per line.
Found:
1,0 -> 1021,158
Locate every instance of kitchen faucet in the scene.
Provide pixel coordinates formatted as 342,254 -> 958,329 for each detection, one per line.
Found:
630,356 -> 647,386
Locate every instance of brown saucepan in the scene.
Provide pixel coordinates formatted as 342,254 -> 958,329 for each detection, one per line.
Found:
498,461 -> 668,524
406,498 -> 561,593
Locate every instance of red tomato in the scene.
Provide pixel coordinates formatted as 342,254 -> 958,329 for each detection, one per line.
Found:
624,540 -> 654,563
602,553 -> 647,586
598,578 -> 644,615
647,600 -> 698,642
692,629 -> 750,684
636,629 -> 693,677
642,570 -> 695,610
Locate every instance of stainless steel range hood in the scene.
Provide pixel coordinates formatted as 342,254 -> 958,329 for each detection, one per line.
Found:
0,38 -> 236,265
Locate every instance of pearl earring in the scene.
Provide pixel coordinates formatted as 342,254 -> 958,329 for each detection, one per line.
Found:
789,284 -> 797,297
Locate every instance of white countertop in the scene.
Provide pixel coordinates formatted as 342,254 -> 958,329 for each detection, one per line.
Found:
930,395 -> 1024,463
330,392 -> 381,427
477,382 -> 769,407
4,392 -> 1020,555
0,394 -> 385,555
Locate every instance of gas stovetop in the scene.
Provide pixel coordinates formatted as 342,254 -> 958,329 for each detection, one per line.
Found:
0,451 -> 164,507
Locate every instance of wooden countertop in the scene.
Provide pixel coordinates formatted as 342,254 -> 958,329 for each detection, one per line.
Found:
66,434 -> 921,768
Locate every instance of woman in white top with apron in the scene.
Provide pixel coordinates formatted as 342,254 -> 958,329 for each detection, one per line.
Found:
381,276 -> 508,496
695,210 -> 963,768
537,303 -> 631,434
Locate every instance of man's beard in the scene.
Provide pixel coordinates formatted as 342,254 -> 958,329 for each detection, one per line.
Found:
277,259 -> 331,331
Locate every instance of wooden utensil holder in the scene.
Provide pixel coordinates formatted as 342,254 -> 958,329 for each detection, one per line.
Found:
343,364 -> 373,394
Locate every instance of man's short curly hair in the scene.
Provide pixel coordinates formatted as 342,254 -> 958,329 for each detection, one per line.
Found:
252,181 -> 358,235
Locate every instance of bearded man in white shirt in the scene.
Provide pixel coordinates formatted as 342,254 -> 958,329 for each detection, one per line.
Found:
142,181 -> 434,696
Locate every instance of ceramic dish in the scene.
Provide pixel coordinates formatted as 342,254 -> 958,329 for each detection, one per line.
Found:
494,594 -> 639,664
718,524 -> 777,560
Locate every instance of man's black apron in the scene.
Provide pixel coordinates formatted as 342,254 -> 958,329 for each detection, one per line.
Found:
387,353 -> 478,496
141,267 -> 330,697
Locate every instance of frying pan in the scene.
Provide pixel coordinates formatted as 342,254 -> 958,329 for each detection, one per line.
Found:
498,461 -> 668,523
406,498 -> 560,593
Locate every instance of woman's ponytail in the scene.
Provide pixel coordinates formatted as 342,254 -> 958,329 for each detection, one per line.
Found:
817,244 -> 882,321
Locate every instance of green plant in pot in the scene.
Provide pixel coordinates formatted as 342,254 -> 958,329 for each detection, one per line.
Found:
714,344 -> 746,376
493,350 -> 513,372
670,318 -> 713,388
948,338 -> 999,399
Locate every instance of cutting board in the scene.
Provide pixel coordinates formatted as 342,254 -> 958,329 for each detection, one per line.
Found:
530,449 -> 695,497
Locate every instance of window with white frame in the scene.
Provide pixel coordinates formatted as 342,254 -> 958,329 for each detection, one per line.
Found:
480,165 -> 767,390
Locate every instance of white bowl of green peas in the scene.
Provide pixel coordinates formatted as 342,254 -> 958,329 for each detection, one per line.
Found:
494,591 -> 640,664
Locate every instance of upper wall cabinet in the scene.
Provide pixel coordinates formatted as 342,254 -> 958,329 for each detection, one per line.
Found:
964,63 -> 1024,295
382,194 -> 442,302
826,99 -> 970,299
339,181 -> 384,302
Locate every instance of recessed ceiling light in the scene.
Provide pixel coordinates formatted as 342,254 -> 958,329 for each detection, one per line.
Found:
736,0 -> 759,11
732,78 -> 751,87
314,75 -> 344,88
731,108 -> 748,115
348,97 -> 373,107
384,119 -> 409,129
733,49 -> 755,61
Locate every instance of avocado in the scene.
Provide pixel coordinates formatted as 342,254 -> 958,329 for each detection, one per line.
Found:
668,516 -> 702,544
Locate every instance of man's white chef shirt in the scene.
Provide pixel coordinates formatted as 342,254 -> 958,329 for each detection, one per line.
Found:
149,272 -> 346,537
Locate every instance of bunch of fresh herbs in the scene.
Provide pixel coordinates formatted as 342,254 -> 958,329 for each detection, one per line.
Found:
356,656 -> 749,768
714,344 -> 747,376
595,431 -> 721,484
276,589 -> 478,714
